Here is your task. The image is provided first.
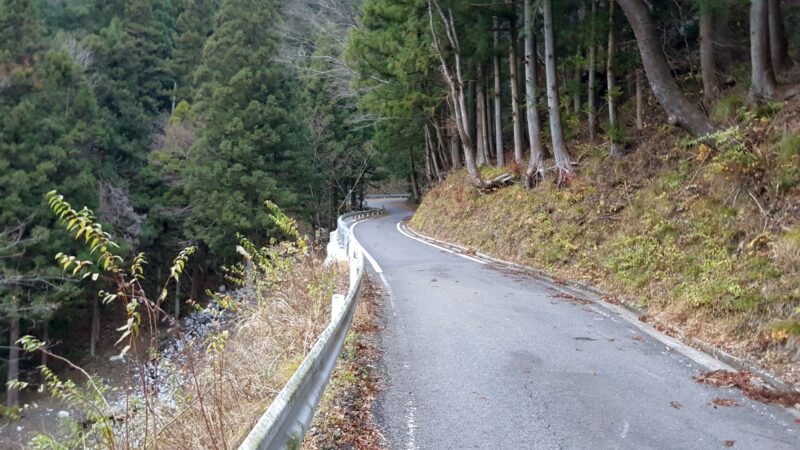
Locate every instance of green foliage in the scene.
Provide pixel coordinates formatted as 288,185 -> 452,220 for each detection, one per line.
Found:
228,202 -> 309,297
686,127 -> 761,180
775,134 -> 800,191
0,405 -> 22,421
0,0 -> 44,61
46,191 -> 195,359
711,94 -> 745,123
347,0 -> 437,182
181,0 -> 309,258
172,0 -> 219,101
0,29 -> 101,345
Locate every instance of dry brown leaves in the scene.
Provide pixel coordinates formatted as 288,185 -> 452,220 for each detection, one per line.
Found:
694,370 -> 800,407
638,314 -> 679,338
552,292 -> 593,305
711,397 -> 739,407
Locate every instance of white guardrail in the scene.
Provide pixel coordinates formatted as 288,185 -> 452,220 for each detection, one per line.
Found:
239,207 -> 386,450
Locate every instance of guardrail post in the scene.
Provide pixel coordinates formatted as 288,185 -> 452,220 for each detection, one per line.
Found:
239,206 -> 388,450
331,294 -> 345,321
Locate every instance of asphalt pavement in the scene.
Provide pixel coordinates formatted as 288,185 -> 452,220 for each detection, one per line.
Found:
352,198 -> 799,450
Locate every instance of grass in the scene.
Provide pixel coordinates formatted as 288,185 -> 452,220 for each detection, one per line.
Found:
155,256 -> 347,449
412,119 -> 800,384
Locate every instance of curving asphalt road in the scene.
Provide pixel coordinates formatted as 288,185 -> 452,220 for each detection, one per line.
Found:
352,198 -> 799,450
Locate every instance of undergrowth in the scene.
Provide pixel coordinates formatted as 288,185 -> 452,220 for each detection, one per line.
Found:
13,196 -> 346,449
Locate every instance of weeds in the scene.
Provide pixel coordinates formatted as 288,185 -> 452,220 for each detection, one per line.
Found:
11,193 -> 345,449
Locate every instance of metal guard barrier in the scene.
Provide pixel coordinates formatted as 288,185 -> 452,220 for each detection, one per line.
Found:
239,208 -> 385,450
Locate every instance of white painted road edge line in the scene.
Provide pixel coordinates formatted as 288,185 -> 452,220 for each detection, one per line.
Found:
400,219 -> 739,374
395,221 -> 486,265
350,219 -> 383,273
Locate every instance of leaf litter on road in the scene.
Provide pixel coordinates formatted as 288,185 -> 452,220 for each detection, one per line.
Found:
711,398 -> 739,407
694,370 -> 800,407
551,291 -> 593,305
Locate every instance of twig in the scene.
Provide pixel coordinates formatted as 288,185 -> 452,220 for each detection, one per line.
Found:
748,190 -> 768,217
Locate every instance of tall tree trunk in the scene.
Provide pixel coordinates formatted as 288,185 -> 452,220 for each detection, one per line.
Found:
40,320 -> 49,386
587,0 -> 597,141
6,298 -> 19,407
90,296 -> 99,358
768,0 -> 793,74
449,129 -> 461,169
700,6 -> 719,104
425,123 -> 443,182
543,0 -> 573,178
468,79 -> 477,150
573,53 -> 582,118
409,146 -> 420,201
174,279 -> 181,320
191,257 -> 201,302
433,119 -> 451,171
751,0 -> 778,99
424,124 -> 434,182
524,0 -> 545,185
508,14 -> 525,165
430,1 -> 512,189
433,131 -> 446,179
429,1 -> 483,186
636,69 -> 644,130
482,65 -> 495,162
475,71 -> 489,167
476,74 -> 487,166
616,0 -> 718,136
607,0 -> 620,157
494,18 -> 505,168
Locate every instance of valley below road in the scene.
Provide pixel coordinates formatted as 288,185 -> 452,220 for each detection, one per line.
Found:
353,198 -> 799,450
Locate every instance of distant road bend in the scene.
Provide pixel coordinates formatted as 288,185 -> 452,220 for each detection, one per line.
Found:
352,198 -> 799,450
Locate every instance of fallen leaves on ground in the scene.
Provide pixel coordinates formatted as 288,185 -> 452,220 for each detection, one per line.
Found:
552,292 -> 593,305
601,295 -> 621,305
694,370 -> 800,407
711,398 -> 738,407
638,314 -> 679,338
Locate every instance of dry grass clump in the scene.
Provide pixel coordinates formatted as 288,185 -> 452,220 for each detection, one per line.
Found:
774,228 -> 800,273
157,255 -> 347,449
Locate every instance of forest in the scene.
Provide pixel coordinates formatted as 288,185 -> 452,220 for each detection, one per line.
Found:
0,0 -> 375,417
1,0 -> 800,447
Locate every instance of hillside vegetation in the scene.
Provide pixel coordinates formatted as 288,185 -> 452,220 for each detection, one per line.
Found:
413,95 -> 800,385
